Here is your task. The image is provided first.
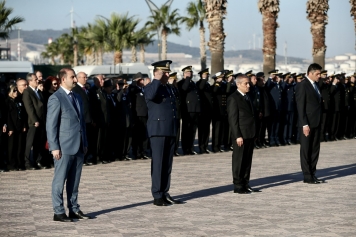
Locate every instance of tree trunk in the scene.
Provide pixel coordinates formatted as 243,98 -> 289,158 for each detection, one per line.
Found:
261,10 -> 278,76
140,44 -> 145,63
204,0 -> 227,75
350,0 -> 356,51
73,44 -> 78,67
60,54 -> 64,65
50,56 -> 55,65
114,50 -> 123,64
199,21 -> 207,70
162,30 -> 167,60
131,46 -> 137,63
307,0 -> 328,68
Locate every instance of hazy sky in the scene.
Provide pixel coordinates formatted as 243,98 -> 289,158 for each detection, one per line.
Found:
8,0 -> 355,59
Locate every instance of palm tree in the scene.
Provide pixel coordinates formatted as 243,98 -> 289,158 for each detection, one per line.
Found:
71,27 -> 79,66
203,0 -> 227,75
146,5 -> 182,60
78,24 -> 97,65
41,41 -> 59,65
350,1 -> 356,54
258,0 -> 280,76
307,0 -> 329,68
130,28 -> 155,63
98,13 -> 139,64
0,0 -> 24,40
182,0 -> 207,70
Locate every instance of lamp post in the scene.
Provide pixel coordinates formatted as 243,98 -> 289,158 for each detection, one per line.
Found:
17,27 -> 21,61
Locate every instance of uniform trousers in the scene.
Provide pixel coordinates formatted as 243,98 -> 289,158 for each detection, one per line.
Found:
181,112 -> 199,153
211,115 -> 225,152
232,138 -> 254,189
52,148 -> 84,214
299,126 -> 320,179
198,112 -> 211,152
132,116 -> 148,157
150,136 -> 175,199
268,111 -> 280,145
283,111 -> 294,143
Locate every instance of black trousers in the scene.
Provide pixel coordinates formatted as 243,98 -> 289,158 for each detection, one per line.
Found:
150,136 -> 175,199
198,113 -> 211,152
282,111 -> 294,143
338,107 -> 347,138
259,116 -> 269,143
97,125 -> 108,161
299,126 -> 320,179
132,116 -> 149,157
8,130 -> 26,169
232,138 -> 254,188
268,111 -> 280,145
223,116 -> 231,149
320,110 -> 331,140
86,123 -> 98,163
181,112 -> 199,153
116,125 -> 132,159
331,111 -> 340,139
0,131 -> 6,169
211,115 -> 226,152
174,119 -> 181,153
25,125 -> 47,167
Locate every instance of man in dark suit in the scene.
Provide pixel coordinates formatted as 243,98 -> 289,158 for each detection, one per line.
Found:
227,74 -> 260,194
0,92 -> 7,172
46,68 -> 91,222
249,72 -> 264,149
196,68 -> 213,154
177,66 -> 201,155
256,72 -> 271,148
318,70 -> 331,142
145,60 -> 182,206
295,63 -> 324,184
23,73 -> 47,169
129,72 -> 149,159
72,72 -> 94,165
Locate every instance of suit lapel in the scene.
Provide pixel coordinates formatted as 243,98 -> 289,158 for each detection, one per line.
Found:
58,87 -> 80,120
305,80 -> 320,102
236,91 -> 253,113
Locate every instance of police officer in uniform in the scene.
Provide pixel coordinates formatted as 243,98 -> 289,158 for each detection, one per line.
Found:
177,66 -> 201,155
265,70 -> 283,146
168,72 -> 181,156
224,70 -> 236,151
280,73 -> 296,145
145,60 -> 182,206
211,70 -> 227,153
196,68 -> 213,154
318,70 -> 331,142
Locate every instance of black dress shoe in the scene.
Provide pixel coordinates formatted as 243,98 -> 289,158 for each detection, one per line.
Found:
303,178 -> 320,184
153,198 -> 171,206
25,165 -> 39,170
141,155 -> 150,159
53,213 -> 73,222
164,194 -> 183,204
287,141 -> 292,145
233,187 -> 251,194
219,149 -> 224,152
190,150 -> 198,155
229,146 -> 233,151
254,142 -> 261,149
174,152 -> 180,156
263,143 -> 270,148
313,176 -> 324,183
69,211 -> 92,219
245,185 -> 261,192
206,149 -> 212,153
101,160 -> 108,164
37,163 -> 47,169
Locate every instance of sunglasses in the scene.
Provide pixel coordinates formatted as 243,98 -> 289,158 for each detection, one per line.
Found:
52,83 -> 58,86
13,90 -> 18,92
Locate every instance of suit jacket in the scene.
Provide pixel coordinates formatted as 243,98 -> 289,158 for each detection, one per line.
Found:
23,87 -> 45,126
295,79 -> 322,128
227,91 -> 256,140
196,79 -> 213,113
46,87 -> 87,155
6,97 -> 27,132
72,84 -> 92,124
212,81 -> 227,117
145,79 -> 177,137
128,81 -> 148,117
177,77 -> 201,113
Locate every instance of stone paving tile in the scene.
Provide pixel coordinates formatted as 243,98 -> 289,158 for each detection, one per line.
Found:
0,139 -> 356,236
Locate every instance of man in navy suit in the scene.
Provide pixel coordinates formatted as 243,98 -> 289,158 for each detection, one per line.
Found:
145,60 -> 183,206
46,68 -> 91,222
296,63 -> 324,184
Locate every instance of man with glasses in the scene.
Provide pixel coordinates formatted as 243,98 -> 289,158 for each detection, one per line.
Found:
145,60 -> 183,206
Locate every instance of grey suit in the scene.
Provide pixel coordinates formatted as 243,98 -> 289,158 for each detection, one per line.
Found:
46,87 -> 87,215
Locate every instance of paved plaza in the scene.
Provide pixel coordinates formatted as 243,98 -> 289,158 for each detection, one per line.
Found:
0,139 -> 355,237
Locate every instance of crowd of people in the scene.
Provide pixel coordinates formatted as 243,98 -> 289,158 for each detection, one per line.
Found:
0,67 -> 355,173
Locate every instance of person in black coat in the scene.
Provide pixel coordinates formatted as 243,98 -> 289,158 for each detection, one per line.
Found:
23,73 -> 47,170
129,72 -> 149,159
255,72 -> 270,148
227,74 -> 260,194
318,70 -> 332,142
223,70 -> 236,151
168,72 -> 182,156
345,74 -> 356,138
116,79 -> 132,161
0,89 -> 8,172
145,60 -> 182,206
296,63 -> 324,184
280,74 -> 296,145
211,71 -> 228,153
329,75 -> 343,141
6,84 -> 27,171
196,68 -> 213,154
177,66 -> 201,155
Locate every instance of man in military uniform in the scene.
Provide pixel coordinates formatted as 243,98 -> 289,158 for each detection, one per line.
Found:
347,73 -> 356,138
168,72 -> 182,156
129,72 -> 149,159
145,60 -> 182,206
318,70 -> 331,142
280,74 -> 296,145
196,68 -> 213,154
265,70 -> 283,146
330,75 -> 342,140
177,66 -> 201,155
116,79 -> 132,161
224,70 -> 236,151
256,72 -> 270,148
211,70 -> 227,153
249,71 -> 264,148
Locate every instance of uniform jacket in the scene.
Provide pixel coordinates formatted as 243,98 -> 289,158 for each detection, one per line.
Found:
129,81 -> 148,117
177,77 -> 201,113
318,79 -> 331,111
212,80 -> 227,117
227,91 -> 256,140
145,79 -> 177,137
248,85 -> 264,114
116,89 -> 132,128
281,82 -> 296,112
265,78 -> 282,111
196,79 -> 213,113
168,84 -> 181,119
46,87 -> 88,155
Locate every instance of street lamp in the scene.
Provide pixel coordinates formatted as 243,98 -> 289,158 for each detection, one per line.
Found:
17,27 -> 21,61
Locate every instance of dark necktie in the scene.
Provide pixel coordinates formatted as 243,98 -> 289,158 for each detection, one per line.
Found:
69,92 -> 80,117
313,82 -> 320,99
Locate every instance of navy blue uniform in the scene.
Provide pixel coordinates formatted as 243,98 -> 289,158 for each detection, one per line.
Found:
265,78 -> 282,145
281,82 -> 296,144
145,79 -> 178,199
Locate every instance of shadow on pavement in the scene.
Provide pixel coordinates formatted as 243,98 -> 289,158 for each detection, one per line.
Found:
87,163 -> 356,217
